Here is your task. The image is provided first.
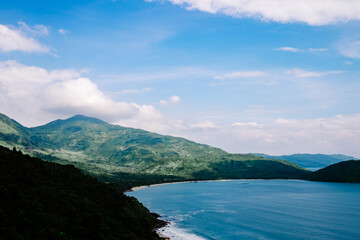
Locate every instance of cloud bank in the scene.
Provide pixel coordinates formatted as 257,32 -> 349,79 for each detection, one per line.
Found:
183,114 -> 360,158
146,0 -> 360,25
0,61 -> 160,126
1,61 -> 359,157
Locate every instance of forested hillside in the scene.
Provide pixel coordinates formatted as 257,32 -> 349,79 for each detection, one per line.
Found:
0,145 -> 162,240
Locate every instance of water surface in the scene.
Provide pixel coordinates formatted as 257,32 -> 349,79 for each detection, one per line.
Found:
127,180 -> 360,240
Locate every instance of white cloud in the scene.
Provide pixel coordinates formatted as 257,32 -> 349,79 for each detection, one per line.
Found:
58,29 -> 69,35
42,78 -> 138,121
191,121 -> 218,129
0,23 -> 50,53
345,61 -> 354,65
170,95 -> 181,103
275,47 -> 327,53
160,95 -> 181,105
0,60 -> 162,126
146,0 -> 360,25
286,68 -> 344,78
114,104 -> 170,133
338,40 -> 360,59
214,71 -> 268,80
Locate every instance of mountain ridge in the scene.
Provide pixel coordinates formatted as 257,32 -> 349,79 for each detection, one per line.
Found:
0,113 -> 308,190
252,153 -> 357,168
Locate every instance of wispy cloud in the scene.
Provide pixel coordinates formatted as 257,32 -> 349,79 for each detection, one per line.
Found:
17,21 -> 49,36
101,67 -> 215,83
214,71 -> 268,80
275,47 -> 300,53
146,0 -> 360,25
191,121 -> 218,129
338,39 -> 360,59
275,47 -> 327,53
58,29 -> 69,35
0,23 -> 50,53
286,68 -> 345,78
112,88 -> 153,95
232,122 -> 264,128
307,48 -> 328,52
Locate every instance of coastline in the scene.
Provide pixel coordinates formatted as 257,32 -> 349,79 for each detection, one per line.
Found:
129,178 -> 304,192
129,179 -> 241,192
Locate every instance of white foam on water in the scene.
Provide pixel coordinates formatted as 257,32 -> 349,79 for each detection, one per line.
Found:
157,222 -> 207,240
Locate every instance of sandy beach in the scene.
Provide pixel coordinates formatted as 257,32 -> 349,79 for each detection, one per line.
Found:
129,179 -> 238,192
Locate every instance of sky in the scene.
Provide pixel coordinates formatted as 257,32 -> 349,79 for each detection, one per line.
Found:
0,0 -> 360,157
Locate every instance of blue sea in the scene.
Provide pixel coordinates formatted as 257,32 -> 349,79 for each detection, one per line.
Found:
127,180 -> 360,240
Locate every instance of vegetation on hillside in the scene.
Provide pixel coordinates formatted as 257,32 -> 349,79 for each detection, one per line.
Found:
0,113 -> 309,190
306,160 -> 360,183
0,145 -> 162,240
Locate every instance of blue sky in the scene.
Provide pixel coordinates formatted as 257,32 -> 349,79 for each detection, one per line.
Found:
1,0 -> 360,157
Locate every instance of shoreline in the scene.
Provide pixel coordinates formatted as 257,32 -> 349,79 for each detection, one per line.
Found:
129,179 -> 239,192
129,178 -> 305,192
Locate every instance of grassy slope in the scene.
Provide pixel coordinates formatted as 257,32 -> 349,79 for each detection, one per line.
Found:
306,160 -> 360,183
0,113 -> 308,190
0,145 -> 162,240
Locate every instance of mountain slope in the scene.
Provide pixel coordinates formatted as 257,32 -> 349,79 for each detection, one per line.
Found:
306,160 -> 360,183
0,145 -> 162,240
253,153 -> 357,168
0,113 -> 308,186
0,113 -> 31,146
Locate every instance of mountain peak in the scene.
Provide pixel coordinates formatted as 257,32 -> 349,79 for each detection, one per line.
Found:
33,114 -> 108,131
66,115 -> 106,124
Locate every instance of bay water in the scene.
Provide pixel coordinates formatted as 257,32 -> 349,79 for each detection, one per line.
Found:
127,180 -> 360,240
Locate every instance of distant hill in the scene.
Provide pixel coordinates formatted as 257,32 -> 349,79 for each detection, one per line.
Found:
0,145 -> 161,240
0,113 -> 308,188
252,153 -> 357,169
307,160 -> 360,183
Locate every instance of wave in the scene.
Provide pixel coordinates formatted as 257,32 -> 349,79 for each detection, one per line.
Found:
157,222 -> 207,240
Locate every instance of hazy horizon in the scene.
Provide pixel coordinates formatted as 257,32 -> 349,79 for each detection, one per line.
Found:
1,0 -> 360,157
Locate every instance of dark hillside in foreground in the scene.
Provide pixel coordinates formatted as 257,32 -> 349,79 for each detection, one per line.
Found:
307,160 -> 360,183
0,146 -> 161,240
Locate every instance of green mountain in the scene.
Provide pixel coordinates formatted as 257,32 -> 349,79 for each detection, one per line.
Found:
306,160 -> 360,183
252,153 -> 357,169
0,113 -> 308,189
0,145 -> 162,240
